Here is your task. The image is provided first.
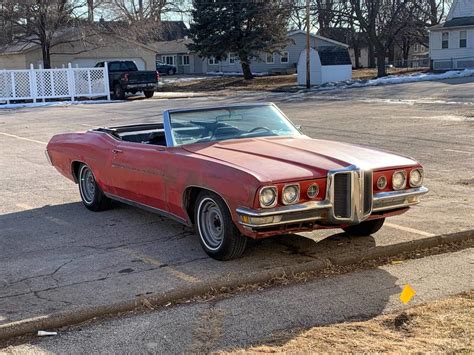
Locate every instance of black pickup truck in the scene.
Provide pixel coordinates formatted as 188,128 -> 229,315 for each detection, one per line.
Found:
95,61 -> 159,100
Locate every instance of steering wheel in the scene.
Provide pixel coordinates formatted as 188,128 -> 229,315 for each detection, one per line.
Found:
249,126 -> 272,133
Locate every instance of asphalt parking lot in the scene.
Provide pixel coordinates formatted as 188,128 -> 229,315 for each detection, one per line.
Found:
0,77 -> 473,331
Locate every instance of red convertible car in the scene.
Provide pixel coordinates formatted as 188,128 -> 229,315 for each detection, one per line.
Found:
47,103 -> 428,260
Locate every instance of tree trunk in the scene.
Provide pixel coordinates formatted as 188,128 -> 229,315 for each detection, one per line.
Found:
241,61 -> 253,80
41,42 -> 51,69
354,45 -> 360,69
368,43 -> 376,68
376,51 -> 386,77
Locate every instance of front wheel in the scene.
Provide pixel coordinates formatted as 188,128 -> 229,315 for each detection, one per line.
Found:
343,218 -> 385,236
78,164 -> 111,212
194,191 -> 247,260
144,90 -> 155,98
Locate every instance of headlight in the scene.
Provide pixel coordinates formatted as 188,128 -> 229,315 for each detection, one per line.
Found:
282,184 -> 299,205
409,168 -> 423,187
259,186 -> 277,208
376,175 -> 387,190
307,183 -> 319,198
392,171 -> 407,190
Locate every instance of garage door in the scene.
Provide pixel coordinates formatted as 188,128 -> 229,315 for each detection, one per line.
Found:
71,58 -> 146,70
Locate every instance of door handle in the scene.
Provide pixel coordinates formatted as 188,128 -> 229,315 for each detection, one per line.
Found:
112,149 -> 123,154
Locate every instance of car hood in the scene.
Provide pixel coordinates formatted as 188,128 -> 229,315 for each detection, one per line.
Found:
182,136 -> 418,183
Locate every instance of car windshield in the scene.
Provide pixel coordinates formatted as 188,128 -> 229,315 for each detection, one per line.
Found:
168,105 -> 301,146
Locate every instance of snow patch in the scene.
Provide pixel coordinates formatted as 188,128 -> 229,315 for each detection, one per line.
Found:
0,100 -> 112,109
305,69 -> 474,92
206,71 -> 269,77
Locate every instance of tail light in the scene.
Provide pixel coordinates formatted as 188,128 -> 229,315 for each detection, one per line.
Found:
156,70 -> 160,81
123,73 -> 129,82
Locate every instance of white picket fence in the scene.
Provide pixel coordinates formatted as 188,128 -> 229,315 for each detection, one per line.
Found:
0,63 -> 110,104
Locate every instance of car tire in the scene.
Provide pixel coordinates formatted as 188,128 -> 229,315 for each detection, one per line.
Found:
342,218 -> 385,236
78,164 -> 111,212
113,84 -> 125,100
167,69 -> 174,75
194,191 -> 247,260
144,90 -> 155,98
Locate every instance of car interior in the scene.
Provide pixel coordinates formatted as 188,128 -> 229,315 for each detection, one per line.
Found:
94,124 -> 167,146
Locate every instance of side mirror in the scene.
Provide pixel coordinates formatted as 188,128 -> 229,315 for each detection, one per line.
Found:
296,125 -> 302,131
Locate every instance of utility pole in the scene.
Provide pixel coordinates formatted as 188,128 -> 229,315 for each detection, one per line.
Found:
306,0 -> 311,88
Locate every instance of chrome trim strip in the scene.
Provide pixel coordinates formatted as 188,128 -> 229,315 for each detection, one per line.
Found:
104,192 -> 189,225
162,110 -> 175,147
240,215 -> 325,228
372,186 -> 428,212
236,200 -> 332,218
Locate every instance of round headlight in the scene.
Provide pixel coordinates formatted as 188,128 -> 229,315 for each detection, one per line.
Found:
410,168 -> 423,187
282,185 -> 299,205
307,183 -> 319,198
377,175 -> 387,190
259,187 -> 277,208
392,171 -> 407,190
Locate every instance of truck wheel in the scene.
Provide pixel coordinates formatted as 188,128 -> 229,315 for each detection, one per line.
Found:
342,218 -> 385,236
78,164 -> 111,212
194,191 -> 247,260
144,90 -> 155,98
167,69 -> 174,75
113,84 -> 125,100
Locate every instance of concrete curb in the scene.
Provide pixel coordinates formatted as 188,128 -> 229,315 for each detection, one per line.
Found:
1,229 -> 472,341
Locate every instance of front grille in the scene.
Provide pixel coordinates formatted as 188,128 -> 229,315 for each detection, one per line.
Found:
333,173 -> 351,218
363,171 -> 373,214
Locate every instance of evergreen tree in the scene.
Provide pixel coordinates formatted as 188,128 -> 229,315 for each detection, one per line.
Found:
188,0 -> 291,80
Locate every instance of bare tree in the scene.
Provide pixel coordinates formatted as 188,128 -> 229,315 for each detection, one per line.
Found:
0,0 -> 88,68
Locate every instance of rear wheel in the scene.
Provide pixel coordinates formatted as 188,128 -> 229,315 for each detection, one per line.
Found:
113,84 -> 125,100
343,218 -> 385,236
78,164 -> 111,212
144,90 -> 155,98
194,191 -> 247,260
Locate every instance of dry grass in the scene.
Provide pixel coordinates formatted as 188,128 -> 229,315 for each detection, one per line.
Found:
223,291 -> 473,354
159,68 -> 427,93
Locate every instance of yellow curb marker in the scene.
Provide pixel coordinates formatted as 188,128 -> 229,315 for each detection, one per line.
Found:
400,284 -> 416,304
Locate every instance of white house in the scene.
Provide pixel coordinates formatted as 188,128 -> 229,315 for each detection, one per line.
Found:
155,31 -> 350,75
429,0 -> 474,70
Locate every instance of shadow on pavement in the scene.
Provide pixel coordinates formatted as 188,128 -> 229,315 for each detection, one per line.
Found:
0,201 -> 394,327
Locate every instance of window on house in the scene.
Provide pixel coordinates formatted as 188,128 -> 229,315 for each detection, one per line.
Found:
208,57 -> 218,65
229,54 -> 239,64
280,51 -> 289,63
460,31 -> 467,48
163,55 -> 175,65
182,55 -> 190,66
442,32 -> 449,49
265,53 -> 275,64
414,44 -> 419,52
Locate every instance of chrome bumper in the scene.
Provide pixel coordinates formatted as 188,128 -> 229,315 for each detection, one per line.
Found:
237,186 -> 428,229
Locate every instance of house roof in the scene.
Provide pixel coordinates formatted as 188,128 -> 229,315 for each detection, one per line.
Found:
287,30 -> 349,48
430,16 -> 474,29
153,38 -> 193,54
0,27 -> 158,56
317,46 -> 352,66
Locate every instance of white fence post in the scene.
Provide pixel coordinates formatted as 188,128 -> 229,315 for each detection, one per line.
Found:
10,71 -> 16,100
104,61 -> 111,101
30,64 -> 37,103
68,63 -> 75,102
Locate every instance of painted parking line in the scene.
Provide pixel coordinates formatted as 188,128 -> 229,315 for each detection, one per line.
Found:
385,222 -> 436,237
122,248 -> 200,284
0,132 -> 47,145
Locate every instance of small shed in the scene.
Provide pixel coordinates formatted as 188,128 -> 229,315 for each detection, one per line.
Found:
297,47 -> 352,85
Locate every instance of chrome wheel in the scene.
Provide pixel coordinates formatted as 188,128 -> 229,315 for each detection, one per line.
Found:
197,197 -> 225,251
79,165 -> 96,205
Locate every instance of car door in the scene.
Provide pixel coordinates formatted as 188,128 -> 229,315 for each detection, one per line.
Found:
109,142 -> 170,211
